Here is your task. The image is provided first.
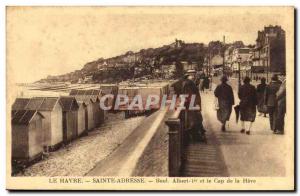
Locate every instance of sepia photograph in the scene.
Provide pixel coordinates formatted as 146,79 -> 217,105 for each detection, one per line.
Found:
5,6 -> 295,190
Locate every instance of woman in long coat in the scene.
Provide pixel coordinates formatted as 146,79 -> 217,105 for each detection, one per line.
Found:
214,76 -> 234,132
182,73 -> 206,143
238,77 -> 257,135
256,77 -> 267,117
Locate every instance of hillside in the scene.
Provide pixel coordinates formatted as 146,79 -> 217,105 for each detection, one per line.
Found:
39,39 -> 236,84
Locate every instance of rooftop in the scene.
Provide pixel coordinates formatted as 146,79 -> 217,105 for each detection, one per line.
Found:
12,110 -> 44,125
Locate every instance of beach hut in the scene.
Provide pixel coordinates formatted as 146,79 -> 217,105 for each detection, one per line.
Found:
11,110 -> 44,162
71,92 -> 95,131
100,84 -> 119,108
12,97 -> 63,151
79,97 -> 95,131
69,90 -> 105,131
76,101 -> 87,137
11,98 -> 30,110
90,96 -> 103,127
59,97 -> 79,143
86,90 -> 103,127
70,90 -> 95,131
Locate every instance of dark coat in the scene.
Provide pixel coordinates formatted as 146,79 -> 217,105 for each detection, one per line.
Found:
182,79 -> 203,130
256,83 -> 268,113
182,79 -> 201,110
238,83 -> 257,122
172,78 -> 185,96
265,80 -> 282,107
214,82 -> 234,123
202,76 -> 210,89
275,80 -> 286,132
276,80 -> 286,109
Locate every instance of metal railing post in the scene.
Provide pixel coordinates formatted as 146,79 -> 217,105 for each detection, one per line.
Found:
166,118 -> 181,177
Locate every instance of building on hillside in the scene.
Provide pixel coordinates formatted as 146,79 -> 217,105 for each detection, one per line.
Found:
161,64 -> 176,79
170,39 -> 185,48
181,61 -> 197,71
84,75 -> 93,83
123,51 -> 136,64
97,61 -> 108,69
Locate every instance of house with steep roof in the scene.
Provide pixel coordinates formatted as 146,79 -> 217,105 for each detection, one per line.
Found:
59,97 -> 79,143
11,110 -> 44,162
12,97 -> 63,151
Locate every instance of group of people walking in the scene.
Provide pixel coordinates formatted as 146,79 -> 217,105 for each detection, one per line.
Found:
197,74 -> 210,93
214,74 -> 286,135
172,70 -> 286,144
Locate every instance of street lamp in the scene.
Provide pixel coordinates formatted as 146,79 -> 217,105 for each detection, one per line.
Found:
237,55 -> 242,88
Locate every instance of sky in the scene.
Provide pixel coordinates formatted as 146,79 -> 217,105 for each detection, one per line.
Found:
6,7 -> 293,83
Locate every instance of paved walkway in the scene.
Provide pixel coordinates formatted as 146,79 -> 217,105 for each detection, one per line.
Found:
182,82 -> 287,177
182,136 -> 228,177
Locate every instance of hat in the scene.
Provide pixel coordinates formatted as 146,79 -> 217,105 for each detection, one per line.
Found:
186,69 -> 196,74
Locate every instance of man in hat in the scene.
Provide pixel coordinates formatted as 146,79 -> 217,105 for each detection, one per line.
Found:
214,75 -> 234,131
265,74 -> 282,132
275,77 -> 286,134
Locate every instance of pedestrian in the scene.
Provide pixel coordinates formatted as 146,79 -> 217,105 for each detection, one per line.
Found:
202,75 -> 210,93
274,78 -> 286,134
256,77 -> 268,117
199,78 -> 204,92
209,74 -> 213,91
238,76 -> 257,135
182,70 -> 206,143
265,74 -> 282,132
214,75 -> 234,132
194,72 -> 201,90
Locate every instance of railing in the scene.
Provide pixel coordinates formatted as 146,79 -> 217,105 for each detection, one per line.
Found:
165,107 -> 186,177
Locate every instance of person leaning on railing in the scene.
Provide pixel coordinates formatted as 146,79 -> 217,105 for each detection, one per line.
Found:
181,70 -> 206,143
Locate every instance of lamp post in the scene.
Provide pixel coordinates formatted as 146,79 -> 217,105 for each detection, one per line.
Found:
238,55 -> 242,88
